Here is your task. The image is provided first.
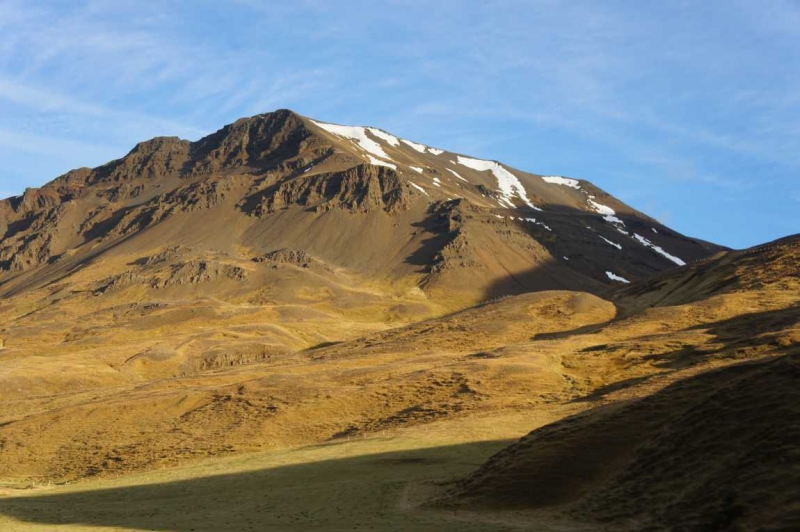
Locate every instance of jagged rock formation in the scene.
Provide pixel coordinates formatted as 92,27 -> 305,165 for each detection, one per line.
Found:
95,259 -> 249,294
251,164 -> 412,215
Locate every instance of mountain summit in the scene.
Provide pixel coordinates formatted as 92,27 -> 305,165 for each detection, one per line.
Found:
0,109 -> 721,305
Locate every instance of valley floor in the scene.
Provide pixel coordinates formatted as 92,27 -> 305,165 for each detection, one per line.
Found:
0,412 -> 586,532
0,354 -> 781,532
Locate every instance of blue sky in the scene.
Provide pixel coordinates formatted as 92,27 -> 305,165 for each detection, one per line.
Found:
1,0 -> 798,248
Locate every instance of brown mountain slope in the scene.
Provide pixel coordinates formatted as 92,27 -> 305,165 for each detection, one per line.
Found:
0,289 -> 616,482
0,109 -> 721,305
0,231 -> 795,530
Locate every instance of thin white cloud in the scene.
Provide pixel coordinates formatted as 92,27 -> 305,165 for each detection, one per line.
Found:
0,128 -> 121,162
16,81 -> 203,133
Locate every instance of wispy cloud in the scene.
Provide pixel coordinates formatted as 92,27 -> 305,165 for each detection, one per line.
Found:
0,128 -> 118,161
0,0 -> 796,247
0,78 -> 207,139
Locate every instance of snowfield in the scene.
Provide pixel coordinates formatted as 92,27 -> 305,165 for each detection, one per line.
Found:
367,155 -> 396,170
313,121 -> 390,159
606,271 -> 631,283
523,217 -> 552,232
408,181 -> 429,195
634,234 -> 686,266
366,127 -> 400,147
457,156 -> 541,211
401,139 -> 427,153
598,234 -> 623,250
542,176 -> 581,189
588,198 -> 627,228
447,168 -> 468,182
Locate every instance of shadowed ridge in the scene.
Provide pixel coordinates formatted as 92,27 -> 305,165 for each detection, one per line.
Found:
433,235 -> 800,530
439,352 -> 800,530
613,232 -> 800,312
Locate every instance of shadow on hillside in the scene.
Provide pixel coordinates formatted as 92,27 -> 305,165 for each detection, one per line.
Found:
572,375 -> 653,403
0,440 -> 513,532
642,304 -> 800,369
443,353 -> 800,532
532,321 -> 613,341
404,206 -> 458,272
472,203 -> 726,302
0,228 -> 147,298
690,302 -> 800,338
565,305 -> 800,402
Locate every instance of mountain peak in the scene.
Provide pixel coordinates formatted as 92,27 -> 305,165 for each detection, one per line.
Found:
189,108 -> 311,172
126,136 -> 190,158
0,110 -> 725,293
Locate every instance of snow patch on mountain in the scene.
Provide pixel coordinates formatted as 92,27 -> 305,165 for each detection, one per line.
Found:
588,198 -> 626,226
456,156 -> 541,211
409,182 -> 429,196
542,176 -> 581,189
523,217 -> 552,232
598,235 -> 623,250
312,120 -> 396,165
409,166 -> 423,174
400,138 -> 444,156
313,120 -> 447,161
447,169 -> 468,182
633,234 -> 686,266
368,155 -> 396,170
497,196 -> 515,209
367,127 -> 400,147
402,139 -> 427,153
606,271 -> 630,283
587,198 -> 615,216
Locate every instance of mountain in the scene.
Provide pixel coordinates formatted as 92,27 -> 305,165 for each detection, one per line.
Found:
0,109 -> 721,307
0,111 -> 795,531
0,109 -> 721,476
